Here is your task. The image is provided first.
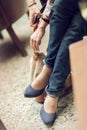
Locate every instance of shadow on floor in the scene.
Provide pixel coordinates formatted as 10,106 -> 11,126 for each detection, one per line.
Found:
57,92 -> 73,116
0,37 -> 29,63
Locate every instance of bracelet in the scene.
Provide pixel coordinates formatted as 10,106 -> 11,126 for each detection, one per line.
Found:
41,17 -> 49,24
28,2 -> 36,7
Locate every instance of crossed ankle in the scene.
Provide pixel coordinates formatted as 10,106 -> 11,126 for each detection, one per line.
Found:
31,66 -> 52,90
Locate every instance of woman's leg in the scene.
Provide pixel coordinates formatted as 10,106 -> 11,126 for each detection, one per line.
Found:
41,13 -> 87,125
32,0 -> 79,90
46,13 -> 87,97
25,0 -> 79,92
44,0 -> 79,68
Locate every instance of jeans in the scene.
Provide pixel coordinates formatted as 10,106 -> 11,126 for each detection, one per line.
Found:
44,0 -> 87,97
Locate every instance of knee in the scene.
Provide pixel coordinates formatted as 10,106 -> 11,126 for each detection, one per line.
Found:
71,13 -> 87,34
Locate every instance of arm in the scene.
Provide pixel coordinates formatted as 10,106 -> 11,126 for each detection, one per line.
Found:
26,0 -> 41,27
30,0 -> 54,51
43,0 -> 54,19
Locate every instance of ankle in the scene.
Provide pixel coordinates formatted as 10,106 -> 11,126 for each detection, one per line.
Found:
44,96 -> 58,114
31,65 -> 52,90
42,65 -> 52,75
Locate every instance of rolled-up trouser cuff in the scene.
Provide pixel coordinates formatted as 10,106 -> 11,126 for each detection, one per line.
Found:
43,58 -> 54,69
45,85 -> 65,98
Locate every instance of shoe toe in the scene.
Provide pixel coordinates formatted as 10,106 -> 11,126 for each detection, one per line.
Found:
24,84 -> 33,97
40,106 -> 56,125
24,84 -> 44,98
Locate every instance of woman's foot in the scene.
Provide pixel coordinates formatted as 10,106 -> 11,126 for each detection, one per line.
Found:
40,95 -> 58,125
24,65 -> 52,97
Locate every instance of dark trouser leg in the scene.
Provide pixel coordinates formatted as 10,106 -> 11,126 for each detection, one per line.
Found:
46,13 -> 87,97
45,0 -> 79,68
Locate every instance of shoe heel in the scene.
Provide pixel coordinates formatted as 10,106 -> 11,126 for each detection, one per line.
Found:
35,91 -> 46,104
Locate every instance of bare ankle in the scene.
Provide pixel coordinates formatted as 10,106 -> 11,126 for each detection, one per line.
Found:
44,96 -> 58,113
31,66 -> 51,90
42,65 -> 52,75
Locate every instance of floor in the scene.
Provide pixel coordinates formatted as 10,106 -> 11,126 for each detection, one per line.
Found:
0,11 -> 80,130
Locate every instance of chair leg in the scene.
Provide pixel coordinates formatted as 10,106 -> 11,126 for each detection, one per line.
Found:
0,32 -> 3,39
7,26 -> 27,57
0,120 -> 7,130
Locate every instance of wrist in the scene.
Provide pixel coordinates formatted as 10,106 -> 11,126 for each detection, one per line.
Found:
38,19 -> 48,30
38,26 -> 45,32
41,17 -> 49,24
41,15 -> 49,24
28,2 -> 36,8
38,24 -> 46,32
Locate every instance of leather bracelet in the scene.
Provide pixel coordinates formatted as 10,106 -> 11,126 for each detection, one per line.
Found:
28,2 -> 36,7
41,17 -> 49,24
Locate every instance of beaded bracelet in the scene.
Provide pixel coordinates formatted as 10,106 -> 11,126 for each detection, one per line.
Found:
28,2 -> 36,7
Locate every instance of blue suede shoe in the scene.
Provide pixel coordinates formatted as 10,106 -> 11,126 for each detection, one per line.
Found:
40,106 -> 56,125
24,84 -> 45,98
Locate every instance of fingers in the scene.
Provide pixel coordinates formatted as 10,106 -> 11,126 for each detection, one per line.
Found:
30,36 -> 40,51
31,39 -> 40,51
29,11 -> 41,27
30,26 -> 45,51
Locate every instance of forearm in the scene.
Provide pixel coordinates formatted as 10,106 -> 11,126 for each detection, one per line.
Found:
38,0 -> 54,29
38,19 -> 48,30
43,0 -> 54,19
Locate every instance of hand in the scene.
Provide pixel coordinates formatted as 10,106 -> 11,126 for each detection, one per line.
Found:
30,27 -> 45,51
29,4 -> 41,28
